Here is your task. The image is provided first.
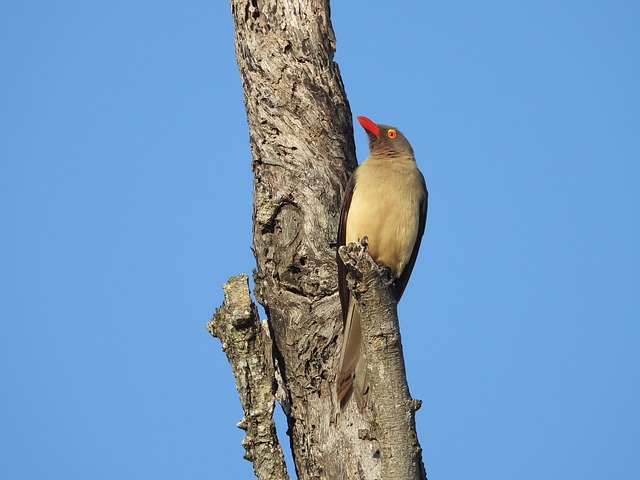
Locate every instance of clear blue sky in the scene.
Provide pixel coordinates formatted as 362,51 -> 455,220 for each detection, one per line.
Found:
2,1 -> 639,479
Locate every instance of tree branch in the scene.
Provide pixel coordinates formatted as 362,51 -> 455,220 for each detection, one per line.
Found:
207,274 -> 289,480
339,242 -> 427,480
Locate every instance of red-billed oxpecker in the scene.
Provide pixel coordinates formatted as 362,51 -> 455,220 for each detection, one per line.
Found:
336,116 -> 428,410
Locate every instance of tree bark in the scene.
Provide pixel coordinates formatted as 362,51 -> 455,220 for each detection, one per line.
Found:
207,274 -> 289,480
209,1 -> 427,478
339,242 -> 427,480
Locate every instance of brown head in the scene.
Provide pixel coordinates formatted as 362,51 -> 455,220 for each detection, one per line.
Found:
357,115 -> 415,159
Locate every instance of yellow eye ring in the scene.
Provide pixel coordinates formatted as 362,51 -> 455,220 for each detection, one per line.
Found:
387,129 -> 397,139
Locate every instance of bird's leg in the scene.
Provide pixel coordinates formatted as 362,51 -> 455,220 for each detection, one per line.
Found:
380,266 -> 395,289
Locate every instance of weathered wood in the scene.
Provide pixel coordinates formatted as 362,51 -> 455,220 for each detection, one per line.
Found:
213,0 -> 427,478
339,242 -> 427,480
207,274 -> 289,480
229,1 -> 388,478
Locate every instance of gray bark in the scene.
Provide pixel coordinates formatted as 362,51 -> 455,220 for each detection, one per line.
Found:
208,1 -> 427,478
339,242 -> 427,480
207,275 -> 289,480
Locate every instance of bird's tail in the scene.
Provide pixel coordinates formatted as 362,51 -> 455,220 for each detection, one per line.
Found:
337,298 -> 369,411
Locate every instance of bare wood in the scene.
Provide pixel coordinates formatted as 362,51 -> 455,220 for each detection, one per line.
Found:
212,0 -> 427,478
339,242 -> 427,480
207,274 -> 289,480
229,0 -> 388,478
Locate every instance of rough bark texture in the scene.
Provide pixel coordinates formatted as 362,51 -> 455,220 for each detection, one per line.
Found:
207,275 -> 289,480
209,0 -> 427,478
231,1 -> 382,478
339,243 -> 427,480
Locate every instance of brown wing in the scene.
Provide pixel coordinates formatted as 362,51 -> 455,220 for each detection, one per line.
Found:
337,173 -> 356,323
337,171 -> 367,409
393,175 -> 428,300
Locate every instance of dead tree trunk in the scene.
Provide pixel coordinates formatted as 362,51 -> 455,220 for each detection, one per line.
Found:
208,1 -> 427,478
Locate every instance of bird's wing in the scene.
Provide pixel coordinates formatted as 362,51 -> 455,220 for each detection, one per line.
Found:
337,173 -> 356,323
336,173 -> 364,409
393,175 -> 428,300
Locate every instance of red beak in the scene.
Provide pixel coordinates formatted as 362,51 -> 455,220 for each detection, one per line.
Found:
357,116 -> 380,137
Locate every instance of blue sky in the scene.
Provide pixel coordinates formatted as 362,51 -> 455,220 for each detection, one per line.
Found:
2,1 -> 639,479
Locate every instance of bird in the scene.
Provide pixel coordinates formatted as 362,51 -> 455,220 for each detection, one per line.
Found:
336,115 -> 428,411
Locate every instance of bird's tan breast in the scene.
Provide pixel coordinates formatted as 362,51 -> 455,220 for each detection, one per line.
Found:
345,156 -> 425,278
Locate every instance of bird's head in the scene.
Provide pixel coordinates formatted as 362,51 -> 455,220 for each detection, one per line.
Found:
357,116 -> 415,159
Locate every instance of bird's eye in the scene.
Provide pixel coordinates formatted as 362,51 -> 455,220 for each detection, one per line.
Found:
387,129 -> 397,139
